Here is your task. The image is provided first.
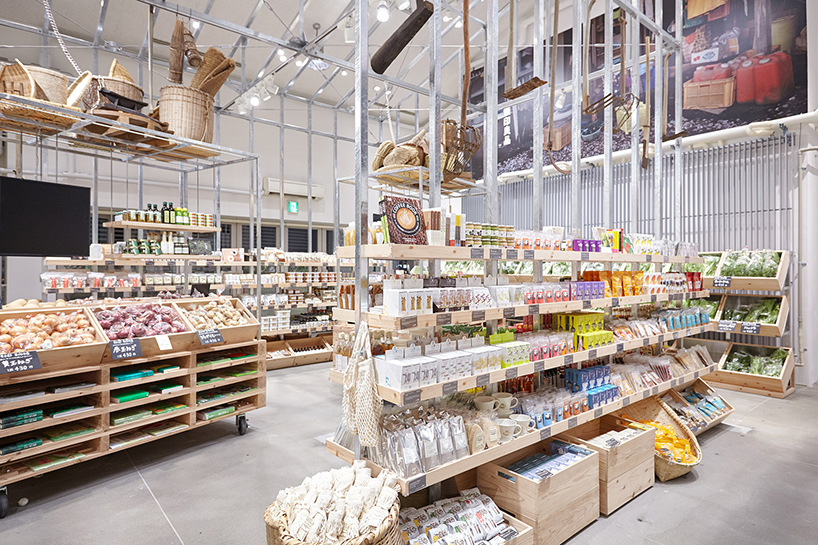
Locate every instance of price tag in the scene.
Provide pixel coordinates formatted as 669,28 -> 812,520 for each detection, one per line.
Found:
594,408 -> 603,418
718,320 -> 737,332
471,247 -> 484,259
442,381 -> 458,395
540,427 -> 551,440
436,314 -> 452,326
534,361 -> 544,373
403,389 -> 422,405
73,288 -> 84,293
503,307 -> 516,319
623,397 -> 631,406
528,305 -> 539,316
109,338 -> 142,360
505,367 -> 518,380
694,370 -> 701,379
0,351 -> 42,375
616,343 -> 624,353
611,297 -> 619,307
489,249 -> 502,260
47,288 -> 58,294
580,252 -> 590,261
206,260 -> 215,267
506,249 -> 518,260
407,475 -> 426,494
673,331 -> 680,339
652,386 -> 659,395
564,354 -> 574,365
583,300 -> 591,309
588,349 -> 597,360
658,335 -> 665,344
664,256 -> 670,263
672,379 -> 678,387
713,276 -> 732,288
155,334 -> 173,351
741,322 -> 761,334
175,285 -> 185,291
567,416 -> 578,428
400,316 -> 419,329
651,295 -> 657,303
476,374 -> 490,388
524,250 -> 535,260
145,260 -> 154,266
90,288 -> 100,293
105,260 -> 115,266
646,254 -> 653,262
642,338 -> 650,346
472,310 -> 486,322
197,328 -> 225,345
685,256 -> 690,263
642,390 -> 650,399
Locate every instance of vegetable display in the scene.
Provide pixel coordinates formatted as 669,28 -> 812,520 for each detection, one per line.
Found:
684,298 -> 720,319
0,311 -> 98,353
724,348 -> 788,377
719,250 -> 780,277
181,300 -> 249,330
95,303 -> 188,340
721,298 -> 780,324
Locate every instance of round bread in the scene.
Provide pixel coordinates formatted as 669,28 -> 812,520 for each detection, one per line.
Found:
371,141 -> 395,171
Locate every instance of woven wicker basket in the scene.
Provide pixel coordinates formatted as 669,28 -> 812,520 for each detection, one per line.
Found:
264,501 -> 401,545
26,65 -> 68,104
77,76 -> 144,112
612,395 -> 702,482
159,85 -> 214,142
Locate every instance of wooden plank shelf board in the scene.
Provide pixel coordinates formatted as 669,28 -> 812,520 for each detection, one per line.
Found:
107,368 -> 190,390
0,384 -> 106,413
0,445 -> 101,487
262,324 -> 335,336
44,257 -> 263,268
109,389 -> 192,411
335,244 -> 704,264
325,362 -> 719,495
192,402 -> 258,428
194,389 -> 260,411
253,302 -> 337,311
329,324 -> 715,405
334,292 -> 711,329
703,251 -> 790,292
194,372 -> 262,392
103,220 -> 220,233
0,408 -> 106,440
107,421 -> 191,450
0,430 -> 105,465
107,408 -> 192,435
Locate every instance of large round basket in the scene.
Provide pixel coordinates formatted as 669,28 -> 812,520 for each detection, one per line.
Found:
264,500 -> 401,545
26,65 -> 68,104
612,395 -> 702,482
158,85 -> 214,143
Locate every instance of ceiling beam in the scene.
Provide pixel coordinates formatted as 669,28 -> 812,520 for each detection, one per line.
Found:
93,0 -> 109,47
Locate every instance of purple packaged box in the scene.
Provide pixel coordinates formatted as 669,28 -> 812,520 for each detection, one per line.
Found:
572,239 -> 581,252
583,283 -> 592,300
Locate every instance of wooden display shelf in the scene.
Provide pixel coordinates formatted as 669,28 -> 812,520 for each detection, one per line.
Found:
109,389 -> 192,411
192,400 -> 259,428
107,368 -> 189,390
194,372 -> 262,392
108,407 -> 191,434
703,251 -> 790,291
0,384 -> 105,413
333,291 -> 711,330
328,324 -> 715,406
254,302 -> 336,311
713,294 -> 789,337
326,362 -> 719,495
667,378 -> 735,435
44,257 -> 259,268
0,407 -> 106,440
194,389 -> 260,411
103,220 -> 219,233
0,429 -> 105,465
335,244 -> 704,264
705,342 -> 795,398
262,323 -> 335,336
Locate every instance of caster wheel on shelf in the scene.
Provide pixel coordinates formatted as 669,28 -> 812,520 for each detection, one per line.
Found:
0,488 -> 8,519
236,414 -> 248,435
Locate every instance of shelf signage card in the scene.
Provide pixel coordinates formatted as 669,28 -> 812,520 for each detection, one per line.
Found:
197,328 -> 224,345
407,475 -> 426,494
713,276 -> 732,288
403,389 -> 422,405
442,381 -> 458,395
471,248 -> 484,259
505,249 -> 518,260
155,334 -> 173,351
740,322 -> 761,334
0,351 -> 42,375
524,250 -> 535,260
110,338 -> 142,360
718,320 -> 737,332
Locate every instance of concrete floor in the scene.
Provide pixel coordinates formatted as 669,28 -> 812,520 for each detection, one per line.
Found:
0,362 -> 816,544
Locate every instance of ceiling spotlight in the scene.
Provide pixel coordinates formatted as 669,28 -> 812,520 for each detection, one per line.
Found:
249,95 -> 260,107
385,89 -> 391,95
443,14 -> 452,22
259,86 -> 271,102
257,70 -> 265,79
341,70 -> 348,76
377,0 -> 390,23
237,99 -> 248,115
398,0 -> 411,10
344,15 -> 355,44
455,19 -> 463,28
296,59 -> 304,67
317,88 -> 324,94
277,49 -> 284,56
279,54 -> 287,63
191,20 -> 200,30
374,85 -> 381,92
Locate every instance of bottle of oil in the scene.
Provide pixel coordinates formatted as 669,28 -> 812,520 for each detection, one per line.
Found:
371,331 -> 384,356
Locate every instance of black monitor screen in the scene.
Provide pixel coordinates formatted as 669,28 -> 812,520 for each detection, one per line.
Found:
0,176 -> 90,257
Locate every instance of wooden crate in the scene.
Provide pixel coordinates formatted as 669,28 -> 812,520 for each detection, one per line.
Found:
669,378 -> 734,435
683,77 -> 735,110
94,302 -> 198,361
559,415 -> 655,515
174,298 -> 259,347
476,439 -> 599,545
266,339 -> 295,370
708,343 -> 795,398
542,121 -> 572,152
704,250 -> 789,291
714,294 -> 789,337
0,307 -> 108,373
286,336 -> 333,366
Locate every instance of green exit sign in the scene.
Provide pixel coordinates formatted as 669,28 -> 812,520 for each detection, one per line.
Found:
288,201 -> 298,214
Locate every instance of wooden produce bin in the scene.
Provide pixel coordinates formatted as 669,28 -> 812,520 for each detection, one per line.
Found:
174,298 -> 259,347
0,307 -> 107,373
714,295 -> 789,337
476,439 -> 599,545
683,77 -> 735,110
708,343 -> 795,398
542,121 -> 572,152
704,250 -> 789,291
265,339 -> 295,370
286,336 -> 333,366
559,415 -> 655,515
668,378 -> 734,435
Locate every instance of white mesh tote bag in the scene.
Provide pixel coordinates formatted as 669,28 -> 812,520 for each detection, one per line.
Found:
342,321 -> 383,447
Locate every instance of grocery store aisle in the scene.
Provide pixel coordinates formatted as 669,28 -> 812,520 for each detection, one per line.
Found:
1,363 -> 817,545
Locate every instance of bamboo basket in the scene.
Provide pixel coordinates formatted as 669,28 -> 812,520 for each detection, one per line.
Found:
158,85 -> 214,142
264,500 -> 401,545
26,65 -> 68,104
78,76 -> 144,112
0,61 -> 48,101
612,396 -> 701,482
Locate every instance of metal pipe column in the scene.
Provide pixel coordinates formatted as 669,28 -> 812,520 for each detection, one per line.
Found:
629,1 -> 639,232
483,0 -> 499,225
353,0 -> 370,322
570,0 -> 583,236
334,110 -> 341,249
308,103 -> 313,252
532,0 -> 544,282
673,0 -> 683,240
280,95 -> 285,250
653,0 -> 663,238
429,0 -> 442,210
603,0 -> 613,227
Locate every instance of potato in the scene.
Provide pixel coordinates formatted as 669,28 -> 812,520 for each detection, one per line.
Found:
55,300 -> 67,307
9,299 -> 26,306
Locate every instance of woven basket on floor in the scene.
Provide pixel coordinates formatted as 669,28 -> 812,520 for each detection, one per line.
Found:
264,500 -> 401,545
158,85 -> 214,142
612,395 -> 702,482
26,65 -> 68,104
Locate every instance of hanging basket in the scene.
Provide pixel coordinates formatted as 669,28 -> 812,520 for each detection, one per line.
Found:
158,85 -> 214,143
264,500 -> 401,545
441,119 -> 482,182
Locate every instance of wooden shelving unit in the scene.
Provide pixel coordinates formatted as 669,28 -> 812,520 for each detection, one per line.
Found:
102,220 -> 220,233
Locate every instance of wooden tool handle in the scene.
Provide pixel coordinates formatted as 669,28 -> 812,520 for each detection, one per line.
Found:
371,1 -> 434,75
461,0 -> 470,126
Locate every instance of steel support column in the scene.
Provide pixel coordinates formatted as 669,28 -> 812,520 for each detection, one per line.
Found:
570,0 -> 583,235
353,0 -> 370,322
532,0 -> 545,282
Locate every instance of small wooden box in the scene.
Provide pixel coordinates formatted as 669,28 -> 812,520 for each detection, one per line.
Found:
560,415 -> 655,515
542,121 -> 572,152
285,337 -> 333,366
476,439 -> 599,545
703,250 -> 790,291
669,378 -> 735,435
708,343 -> 795,398
683,77 -> 735,110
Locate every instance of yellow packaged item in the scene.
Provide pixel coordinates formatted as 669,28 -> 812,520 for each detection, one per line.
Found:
622,273 -> 633,297
611,272 -> 624,298
600,271 -> 613,298
632,271 -> 644,296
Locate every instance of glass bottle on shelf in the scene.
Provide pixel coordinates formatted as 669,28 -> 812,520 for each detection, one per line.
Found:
162,202 -> 170,224
384,332 -> 394,352
371,331 -> 384,356
153,204 -> 161,223
137,206 -> 146,223
169,203 -> 176,225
